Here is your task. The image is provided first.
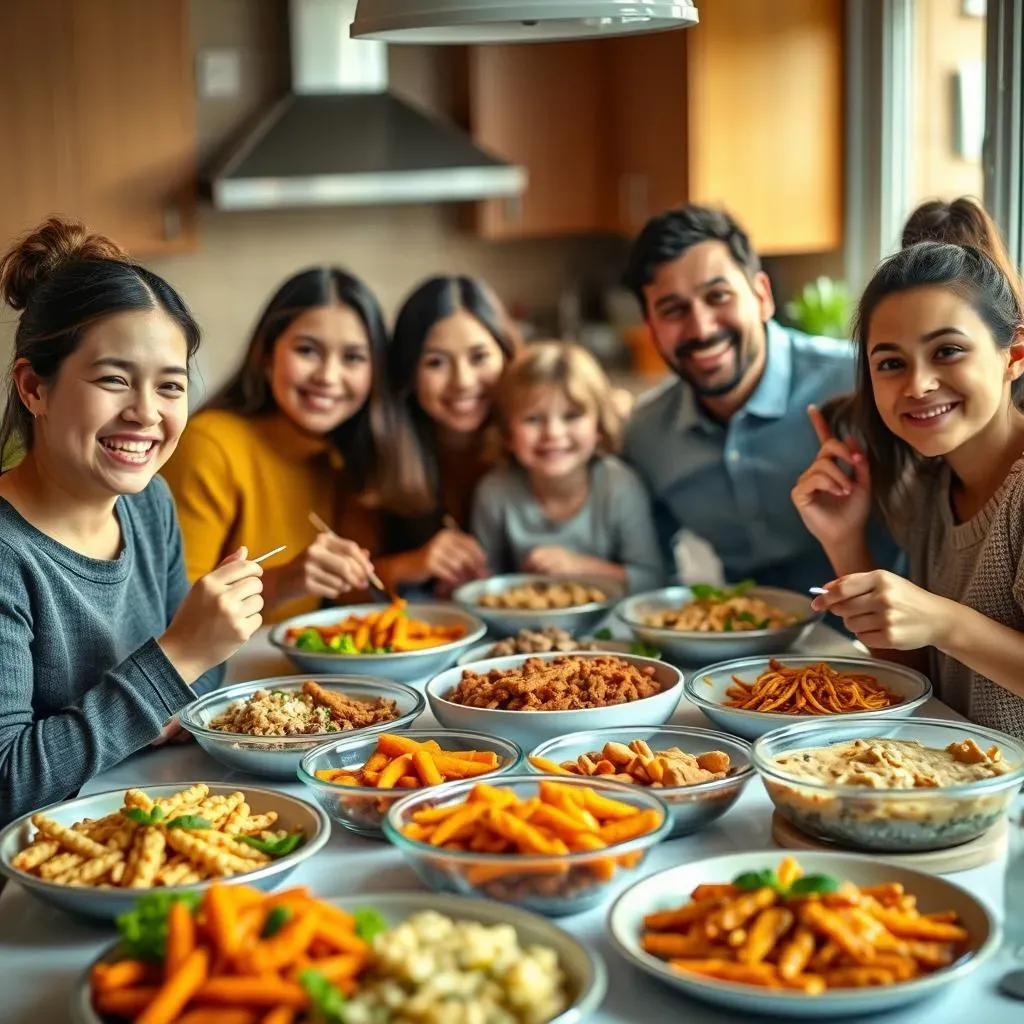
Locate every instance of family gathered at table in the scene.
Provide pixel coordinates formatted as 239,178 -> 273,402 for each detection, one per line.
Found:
1,193 -> 1023,1021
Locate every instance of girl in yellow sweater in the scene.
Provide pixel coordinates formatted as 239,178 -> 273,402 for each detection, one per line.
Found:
163,267 -> 402,623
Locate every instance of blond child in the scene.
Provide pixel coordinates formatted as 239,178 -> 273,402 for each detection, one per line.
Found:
471,342 -> 664,592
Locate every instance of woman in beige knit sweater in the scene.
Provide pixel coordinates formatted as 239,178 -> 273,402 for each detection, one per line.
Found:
792,241 -> 1024,738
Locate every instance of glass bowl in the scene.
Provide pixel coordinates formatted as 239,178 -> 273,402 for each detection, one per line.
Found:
179,675 -> 425,778
753,716 -> 1024,852
382,774 -> 671,917
528,725 -> 754,838
298,729 -> 522,837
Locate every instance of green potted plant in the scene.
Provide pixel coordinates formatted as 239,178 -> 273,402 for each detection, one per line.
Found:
784,276 -> 853,339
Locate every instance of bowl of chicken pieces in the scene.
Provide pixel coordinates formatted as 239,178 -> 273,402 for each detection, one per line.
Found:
179,676 -> 425,778
528,726 -> 755,838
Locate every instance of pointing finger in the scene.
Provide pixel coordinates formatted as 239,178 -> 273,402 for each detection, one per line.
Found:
807,404 -> 834,446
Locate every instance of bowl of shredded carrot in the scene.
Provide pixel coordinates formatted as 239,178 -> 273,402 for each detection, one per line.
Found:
270,601 -> 487,684
684,656 -> 932,740
298,729 -> 523,837
383,775 -> 671,917
75,886 -> 607,1024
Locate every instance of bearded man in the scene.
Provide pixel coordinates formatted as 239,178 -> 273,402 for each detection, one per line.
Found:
622,203 -> 891,594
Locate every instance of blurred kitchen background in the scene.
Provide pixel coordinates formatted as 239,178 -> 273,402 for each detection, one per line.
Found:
0,0 -> 1006,402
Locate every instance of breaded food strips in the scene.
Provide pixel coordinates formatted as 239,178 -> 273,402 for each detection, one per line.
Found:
11,785 -> 303,889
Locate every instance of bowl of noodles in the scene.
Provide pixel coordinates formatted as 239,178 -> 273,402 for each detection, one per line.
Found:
683,655 -> 932,740
616,583 -> 822,664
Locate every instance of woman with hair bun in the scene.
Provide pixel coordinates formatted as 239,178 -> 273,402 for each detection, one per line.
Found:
0,217 -> 264,826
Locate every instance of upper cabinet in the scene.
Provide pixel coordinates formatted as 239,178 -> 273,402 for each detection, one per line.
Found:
468,41 -> 611,239
468,0 -> 845,254
0,0 -> 197,256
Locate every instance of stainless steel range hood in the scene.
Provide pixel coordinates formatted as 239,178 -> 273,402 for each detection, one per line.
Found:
210,0 -> 527,211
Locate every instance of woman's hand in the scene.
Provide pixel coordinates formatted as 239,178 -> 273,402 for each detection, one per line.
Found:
159,547 -> 264,684
791,405 -> 873,553
265,533 -> 376,608
417,528 -> 488,586
811,570 -> 954,650
150,716 -> 192,747
523,545 -> 585,576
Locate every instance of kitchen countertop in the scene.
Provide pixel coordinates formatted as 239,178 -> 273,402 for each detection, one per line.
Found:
0,622 -> 1020,1023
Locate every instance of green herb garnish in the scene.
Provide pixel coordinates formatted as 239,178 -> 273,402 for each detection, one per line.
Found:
262,905 -> 293,938
628,640 -> 662,658
789,874 -> 841,896
593,627 -> 613,640
237,832 -> 305,858
732,868 -> 841,899
299,969 -> 347,1022
353,907 -> 389,943
166,815 -> 213,831
690,579 -> 757,602
732,869 -> 784,894
124,806 -> 165,826
115,892 -> 200,962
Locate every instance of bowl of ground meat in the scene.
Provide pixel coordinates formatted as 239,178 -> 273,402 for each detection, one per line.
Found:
179,676 -> 425,778
425,652 -> 685,750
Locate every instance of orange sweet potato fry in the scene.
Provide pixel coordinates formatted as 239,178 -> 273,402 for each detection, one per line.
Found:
364,751 -> 390,773
527,756 -> 574,776
396,776 -> 421,789
412,751 -> 444,787
94,987 -> 161,1018
429,804 -> 488,846
376,753 -> 414,790
597,809 -> 662,845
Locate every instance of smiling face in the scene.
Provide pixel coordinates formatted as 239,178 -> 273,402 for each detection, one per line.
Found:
507,384 -> 600,481
19,308 -> 190,499
643,240 -> 775,398
867,286 -> 1024,458
415,309 -> 506,435
268,304 -> 373,435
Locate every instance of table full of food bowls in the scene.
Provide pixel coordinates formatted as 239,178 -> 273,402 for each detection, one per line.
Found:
1,577 -> 1021,1024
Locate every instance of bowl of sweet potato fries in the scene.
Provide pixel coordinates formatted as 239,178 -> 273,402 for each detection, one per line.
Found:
75,886 -> 608,1024
608,852 -> 998,1018
271,600 -> 487,684
383,775 -> 671,917
299,730 -> 523,837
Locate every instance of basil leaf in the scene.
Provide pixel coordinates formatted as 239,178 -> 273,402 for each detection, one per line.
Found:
299,969 -> 346,1022
689,584 -> 719,600
729,578 -> 757,597
123,807 -> 152,825
756,618 -> 772,630
353,907 -> 388,943
723,619 -> 734,632
789,874 -> 841,896
237,832 -> 305,858
166,815 -> 213,831
262,905 -> 293,938
733,869 -> 782,893
593,628 -> 613,640
629,641 -> 661,658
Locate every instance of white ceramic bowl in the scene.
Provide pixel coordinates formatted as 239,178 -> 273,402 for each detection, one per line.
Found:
269,602 -> 487,684
0,783 -> 330,922
608,850 -> 999,1019
426,650 -> 685,750
684,655 -> 932,740
617,585 -> 822,664
456,634 -> 639,666
453,573 -> 626,635
72,890 -> 607,1024
178,675 -> 426,778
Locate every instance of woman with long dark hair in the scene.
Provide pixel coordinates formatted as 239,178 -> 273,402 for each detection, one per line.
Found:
376,275 -> 521,592
162,267 -> 403,622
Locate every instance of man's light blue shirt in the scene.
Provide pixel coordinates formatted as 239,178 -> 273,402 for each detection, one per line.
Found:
623,320 -> 889,594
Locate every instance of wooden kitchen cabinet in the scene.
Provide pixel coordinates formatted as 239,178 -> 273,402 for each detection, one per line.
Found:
467,41 -> 611,239
0,0 -> 196,256
468,0 -> 844,255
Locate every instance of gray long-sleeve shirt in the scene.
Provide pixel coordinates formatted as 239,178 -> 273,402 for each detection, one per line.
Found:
470,456 -> 665,593
0,475 -> 222,826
